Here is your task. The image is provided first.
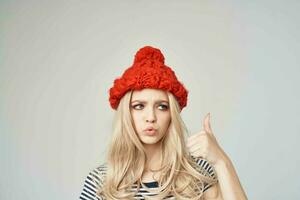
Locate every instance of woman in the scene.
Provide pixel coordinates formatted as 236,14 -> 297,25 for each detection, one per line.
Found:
79,46 -> 247,200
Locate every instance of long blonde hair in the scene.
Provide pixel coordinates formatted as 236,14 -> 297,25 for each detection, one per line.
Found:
97,89 -> 217,199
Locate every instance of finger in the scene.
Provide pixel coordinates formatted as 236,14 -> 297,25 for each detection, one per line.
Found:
187,133 -> 199,140
186,135 -> 205,148
203,112 -> 213,134
187,131 -> 205,141
186,131 -> 206,147
193,130 -> 206,137
188,146 -> 206,158
188,144 -> 203,154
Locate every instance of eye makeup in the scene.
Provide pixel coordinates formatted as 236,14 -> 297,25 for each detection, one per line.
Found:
131,102 -> 169,110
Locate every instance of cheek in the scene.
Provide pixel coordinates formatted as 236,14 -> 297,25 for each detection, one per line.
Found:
131,112 -> 143,130
159,114 -> 171,129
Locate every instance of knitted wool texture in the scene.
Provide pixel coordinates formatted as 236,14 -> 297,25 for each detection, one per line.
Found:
108,46 -> 189,110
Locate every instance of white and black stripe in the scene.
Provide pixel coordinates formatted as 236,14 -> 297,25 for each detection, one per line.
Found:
79,157 -> 217,200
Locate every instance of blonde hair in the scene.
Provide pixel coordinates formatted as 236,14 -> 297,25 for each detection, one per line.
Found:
97,90 -> 217,199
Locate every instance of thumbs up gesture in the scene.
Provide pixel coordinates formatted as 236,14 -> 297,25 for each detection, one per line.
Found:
186,113 -> 228,166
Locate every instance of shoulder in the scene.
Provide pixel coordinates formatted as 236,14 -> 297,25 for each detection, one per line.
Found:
79,163 -> 108,200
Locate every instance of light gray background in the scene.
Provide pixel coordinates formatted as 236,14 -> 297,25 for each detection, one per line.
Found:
1,0 -> 299,199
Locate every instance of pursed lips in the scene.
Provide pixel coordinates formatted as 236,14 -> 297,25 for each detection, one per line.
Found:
144,127 -> 157,131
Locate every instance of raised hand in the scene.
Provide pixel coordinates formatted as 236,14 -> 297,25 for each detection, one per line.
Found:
186,113 -> 228,166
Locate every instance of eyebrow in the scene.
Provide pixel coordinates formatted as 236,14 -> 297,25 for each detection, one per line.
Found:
131,100 -> 169,104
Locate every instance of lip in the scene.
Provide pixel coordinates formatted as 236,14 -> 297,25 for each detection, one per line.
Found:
144,129 -> 157,136
144,127 -> 157,131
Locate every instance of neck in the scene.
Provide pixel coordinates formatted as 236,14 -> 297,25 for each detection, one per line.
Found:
143,141 -> 163,171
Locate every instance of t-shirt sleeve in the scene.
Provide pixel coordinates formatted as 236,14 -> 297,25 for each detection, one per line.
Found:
79,165 -> 106,200
191,155 -> 218,192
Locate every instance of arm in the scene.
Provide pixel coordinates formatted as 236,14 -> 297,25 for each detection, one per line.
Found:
204,155 -> 247,200
187,113 -> 248,200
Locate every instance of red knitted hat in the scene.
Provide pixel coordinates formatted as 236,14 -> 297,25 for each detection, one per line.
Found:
108,46 -> 188,110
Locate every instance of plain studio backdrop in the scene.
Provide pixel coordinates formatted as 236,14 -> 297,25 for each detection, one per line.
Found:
1,0 -> 299,199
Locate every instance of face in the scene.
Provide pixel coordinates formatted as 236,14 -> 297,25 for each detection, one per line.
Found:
130,88 -> 171,146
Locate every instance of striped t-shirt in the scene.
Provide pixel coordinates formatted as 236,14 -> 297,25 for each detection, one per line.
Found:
79,156 -> 217,200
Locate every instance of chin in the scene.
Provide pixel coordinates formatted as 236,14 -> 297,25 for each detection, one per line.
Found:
141,140 -> 159,145
139,136 -> 161,145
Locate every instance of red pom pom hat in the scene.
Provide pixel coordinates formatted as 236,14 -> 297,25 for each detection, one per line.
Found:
108,46 -> 189,110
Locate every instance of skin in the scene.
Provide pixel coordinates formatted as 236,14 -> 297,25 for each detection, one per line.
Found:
186,113 -> 248,200
130,88 -> 171,176
130,88 -> 248,199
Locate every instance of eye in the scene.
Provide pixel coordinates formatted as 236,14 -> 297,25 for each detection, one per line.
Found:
158,104 -> 169,110
131,103 -> 169,110
131,104 -> 144,110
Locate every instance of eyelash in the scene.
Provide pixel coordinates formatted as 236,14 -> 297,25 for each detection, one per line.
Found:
131,104 -> 169,110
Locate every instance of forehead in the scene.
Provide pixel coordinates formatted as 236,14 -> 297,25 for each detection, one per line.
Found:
131,88 -> 168,101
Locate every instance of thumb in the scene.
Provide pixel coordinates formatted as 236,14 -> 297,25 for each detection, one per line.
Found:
203,113 -> 213,134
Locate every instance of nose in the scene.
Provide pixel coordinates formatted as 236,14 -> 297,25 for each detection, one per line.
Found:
145,107 -> 156,123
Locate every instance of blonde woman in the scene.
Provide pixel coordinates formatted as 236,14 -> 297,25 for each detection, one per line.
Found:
79,46 -> 247,200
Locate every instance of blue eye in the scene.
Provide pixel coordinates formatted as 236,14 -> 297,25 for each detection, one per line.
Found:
158,104 -> 169,110
132,104 -> 144,109
131,104 -> 169,110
